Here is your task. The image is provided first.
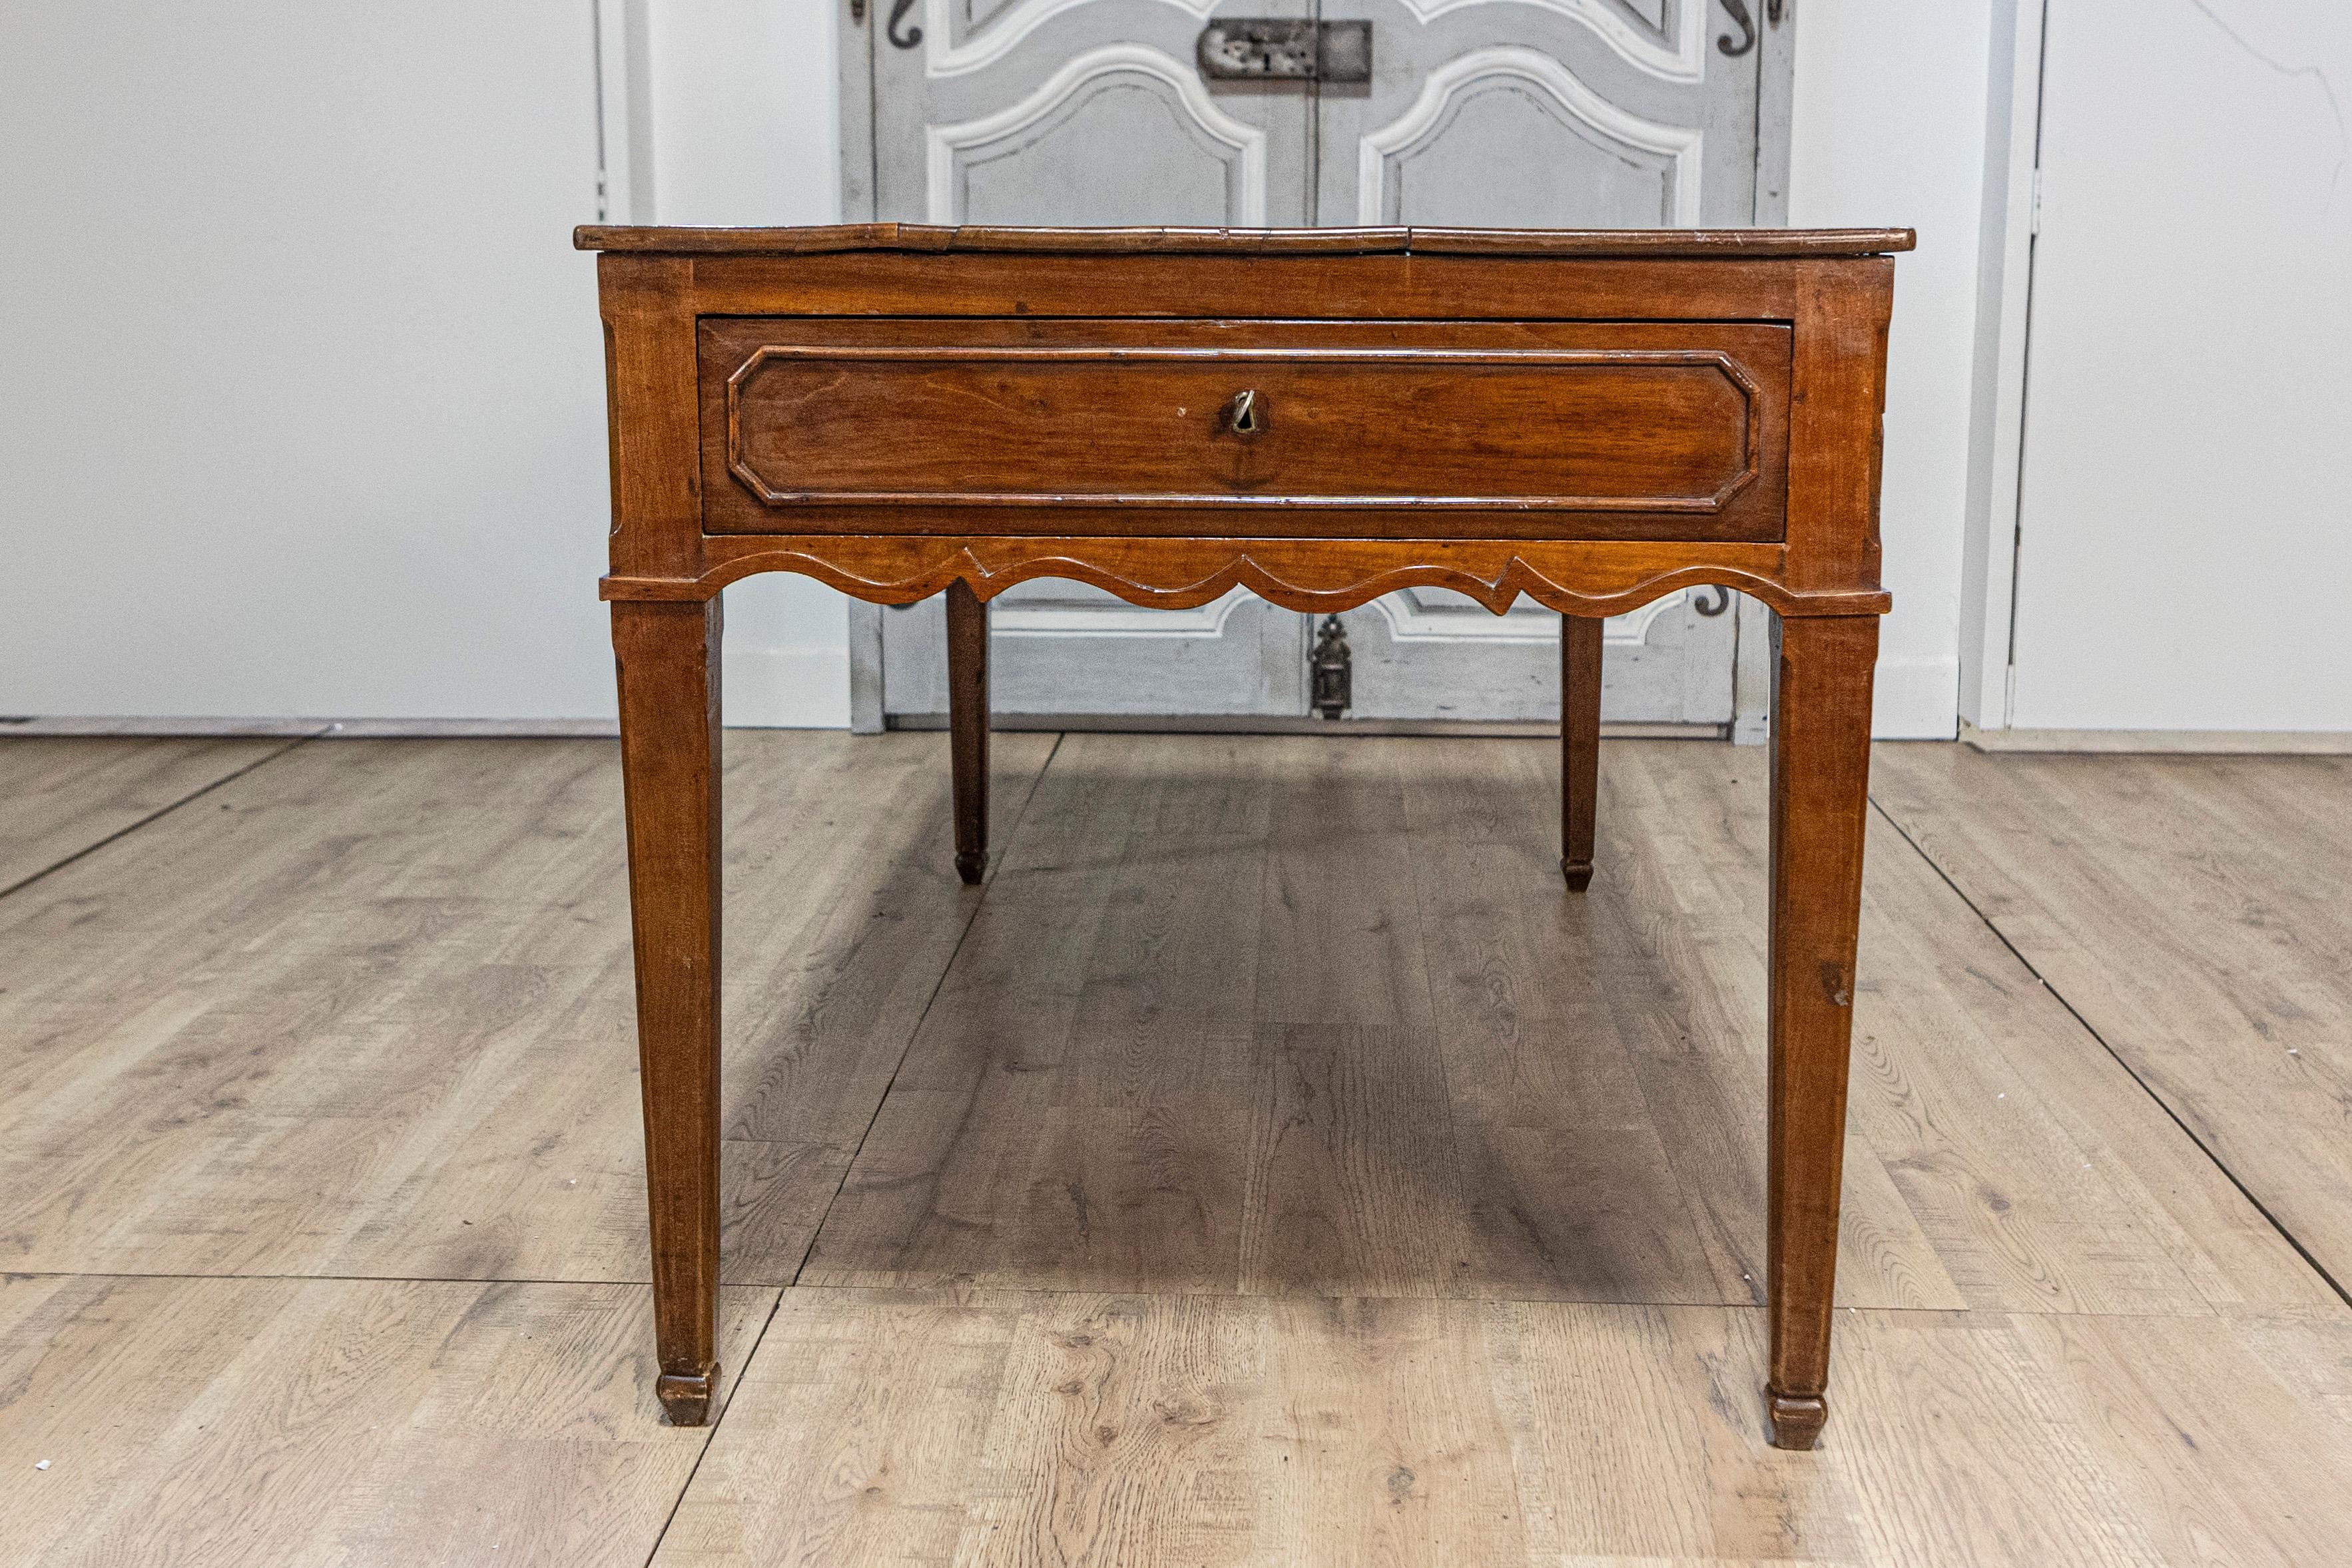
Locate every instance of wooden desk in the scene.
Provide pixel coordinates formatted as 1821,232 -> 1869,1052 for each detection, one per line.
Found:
578,224 -> 1908,1449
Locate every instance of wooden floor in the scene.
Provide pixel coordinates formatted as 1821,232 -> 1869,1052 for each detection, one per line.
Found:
3,730 -> 2349,1566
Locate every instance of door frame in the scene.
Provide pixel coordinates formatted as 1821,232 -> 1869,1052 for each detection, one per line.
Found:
1953,0 -> 2046,742
836,1 -> 1799,737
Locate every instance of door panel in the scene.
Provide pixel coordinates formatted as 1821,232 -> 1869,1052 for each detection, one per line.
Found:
884,583 -> 1309,715
876,7 -> 1310,230
932,45 -> 1271,224
1340,584 -> 1734,721
856,0 -> 1772,724
1322,0 -> 1751,723
872,2 -> 1313,718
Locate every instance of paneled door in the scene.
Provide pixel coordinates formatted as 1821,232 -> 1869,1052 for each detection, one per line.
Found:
842,0 -> 1790,726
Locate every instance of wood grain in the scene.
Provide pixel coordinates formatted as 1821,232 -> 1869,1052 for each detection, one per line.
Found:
576,222 -> 1916,258
0,1272 -> 771,1568
0,732 -> 1051,1284
0,735 -> 295,891
7,734 -> 2350,1561
1762,616 -> 1879,1446
699,319 -> 1791,541
801,735 -> 2329,1320
655,1287 -> 2352,1568
1870,744 -> 2352,1295
946,579 -> 990,886
679,251 -> 1820,329
613,599 -> 726,1421
1560,613 -> 1602,889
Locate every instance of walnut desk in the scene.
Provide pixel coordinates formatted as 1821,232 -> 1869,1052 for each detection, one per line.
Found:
578,223 -> 1908,1449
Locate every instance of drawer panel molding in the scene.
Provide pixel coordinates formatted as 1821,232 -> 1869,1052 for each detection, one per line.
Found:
698,318 -> 1792,543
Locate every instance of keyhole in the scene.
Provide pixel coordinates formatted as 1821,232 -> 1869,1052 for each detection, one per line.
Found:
1224,388 -> 1263,436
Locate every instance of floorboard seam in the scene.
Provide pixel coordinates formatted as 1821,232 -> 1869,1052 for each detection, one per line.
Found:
10,1266 -> 2324,1319
0,730 -> 330,903
1,1268 -> 650,1287
636,1286 -> 784,1568
1867,792 -> 2352,1313
781,730 -> 1066,1293
635,733 -> 1073,1565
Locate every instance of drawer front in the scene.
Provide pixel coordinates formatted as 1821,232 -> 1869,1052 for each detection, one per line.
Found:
697,318 -> 1789,541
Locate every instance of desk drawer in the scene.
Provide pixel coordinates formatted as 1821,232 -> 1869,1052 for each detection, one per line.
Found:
697,318 -> 1789,541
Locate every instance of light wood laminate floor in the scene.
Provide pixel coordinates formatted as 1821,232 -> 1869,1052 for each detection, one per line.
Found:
1,732 -> 2347,1566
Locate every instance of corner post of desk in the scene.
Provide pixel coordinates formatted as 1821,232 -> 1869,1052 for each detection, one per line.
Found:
611,593 -> 724,1427
1761,609 -> 1879,1450
596,251 -> 705,587
1761,252 -> 1897,1449
597,247 -> 725,1425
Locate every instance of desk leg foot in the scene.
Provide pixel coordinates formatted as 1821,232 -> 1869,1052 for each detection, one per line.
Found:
657,1366 -> 719,1427
1763,614 -> 1877,1454
613,599 -> 725,1435
1766,1390 -> 1828,1450
947,580 -> 990,886
1561,613 -> 1602,894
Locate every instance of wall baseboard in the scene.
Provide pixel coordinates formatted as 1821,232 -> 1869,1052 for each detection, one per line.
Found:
1960,719 -> 2352,755
888,714 -> 1726,740
0,717 -> 615,738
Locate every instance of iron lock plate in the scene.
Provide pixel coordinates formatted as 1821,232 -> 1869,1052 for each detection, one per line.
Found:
1197,19 -> 1372,83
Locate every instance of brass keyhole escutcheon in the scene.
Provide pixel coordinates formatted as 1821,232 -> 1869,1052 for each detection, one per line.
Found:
1223,388 -> 1265,437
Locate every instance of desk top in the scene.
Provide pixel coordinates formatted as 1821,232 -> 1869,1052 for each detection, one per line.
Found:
574,224 -> 1916,260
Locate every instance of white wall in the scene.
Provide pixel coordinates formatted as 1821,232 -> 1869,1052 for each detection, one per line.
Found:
1789,0 -> 1996,738
639,0 -> 849,727
0,3 -> 617,722
2004,0 -> 2352,734
0,0 -> 853,729
1,2 -> 1999,736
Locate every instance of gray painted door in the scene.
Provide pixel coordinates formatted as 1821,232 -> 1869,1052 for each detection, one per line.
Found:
846,1 -> 1779,725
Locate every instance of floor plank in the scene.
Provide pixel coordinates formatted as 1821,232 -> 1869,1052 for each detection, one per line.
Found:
0,734 -> 298,892
657,1286 -> 2352,1568
0,732 -> 1052,1284
1869,745 -> 2352,1297
806,736 -> 2331,1316
0,1271 -> 772,1568
5,732 -> 2345,1566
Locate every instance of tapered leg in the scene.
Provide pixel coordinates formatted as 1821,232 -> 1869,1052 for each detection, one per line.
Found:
1560,613 -> 1603,891
612,598 -> 723,1427
1763,613 -> 1878,1449
946,579 -> 990,885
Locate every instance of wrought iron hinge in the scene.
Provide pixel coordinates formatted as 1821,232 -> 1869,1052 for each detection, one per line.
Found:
1310,614 -> 1352,720
1716,0 -> 1785,57
862,0 -> 919,47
